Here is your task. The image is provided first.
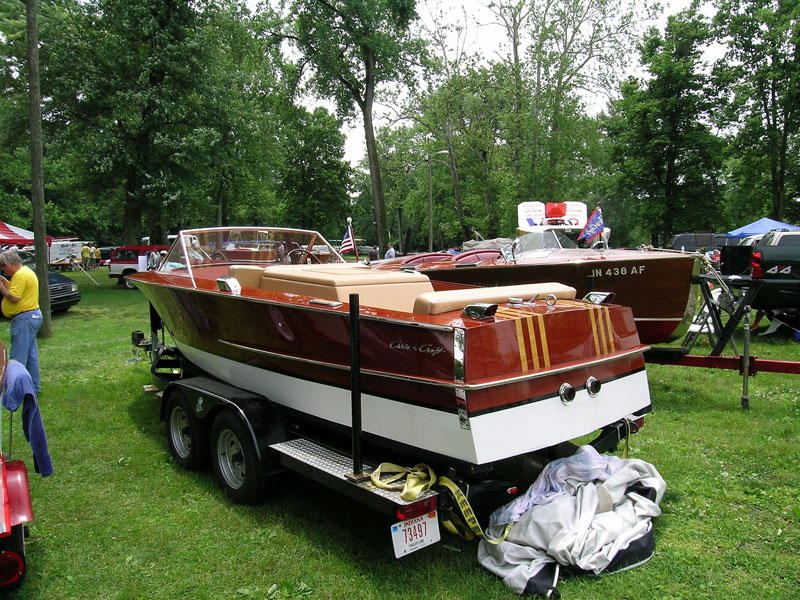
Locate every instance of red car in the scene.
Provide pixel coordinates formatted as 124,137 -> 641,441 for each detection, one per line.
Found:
108,245 -> 170,289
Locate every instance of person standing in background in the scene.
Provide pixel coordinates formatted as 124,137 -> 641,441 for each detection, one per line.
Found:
81,243 -> 90,270
384,242 -> 396,260
0,248 -> 43,393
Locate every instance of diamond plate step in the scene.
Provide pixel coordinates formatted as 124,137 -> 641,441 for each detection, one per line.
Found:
270,438 -> 436,511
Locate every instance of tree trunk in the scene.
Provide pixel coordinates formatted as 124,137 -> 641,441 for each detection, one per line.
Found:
360,49 -> 387,252
444,126 -> 470,242
26,0 -> 51,338
122,174 -> 142,245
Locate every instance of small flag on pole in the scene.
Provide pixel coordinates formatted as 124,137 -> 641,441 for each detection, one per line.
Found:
339,218 -> 359,259
578,207 -> 604,243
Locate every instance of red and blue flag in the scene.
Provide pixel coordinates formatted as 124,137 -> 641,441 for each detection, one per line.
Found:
578,207 -> 604,243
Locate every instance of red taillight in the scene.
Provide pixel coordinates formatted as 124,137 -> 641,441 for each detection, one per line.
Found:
751,251 -> 763,278
0,550 -> 25,588
396,496 -> 438,521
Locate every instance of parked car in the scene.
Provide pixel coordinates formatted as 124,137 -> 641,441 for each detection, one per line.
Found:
108,245 -> 169,289
668,232 -> 737,253
738,234 -> 765,246
98,246 -> 117,268
756,229 -> 800,247
15,251 -> 81,313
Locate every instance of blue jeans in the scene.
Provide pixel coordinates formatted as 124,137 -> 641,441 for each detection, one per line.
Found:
9,308 -> 43,392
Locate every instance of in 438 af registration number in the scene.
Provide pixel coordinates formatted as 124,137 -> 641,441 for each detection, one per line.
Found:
591,265 -> 646,277
391,512 -> 440,557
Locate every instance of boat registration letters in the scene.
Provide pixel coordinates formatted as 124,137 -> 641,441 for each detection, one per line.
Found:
391,512 -> 440,557
591,265 -> 646,277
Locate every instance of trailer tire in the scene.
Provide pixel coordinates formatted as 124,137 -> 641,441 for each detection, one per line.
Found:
166,391 -> 210,470
211,410 -> 267,503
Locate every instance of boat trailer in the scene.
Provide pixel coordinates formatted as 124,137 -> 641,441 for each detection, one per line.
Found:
134,295 -> 642,558
644,273 -> 800,408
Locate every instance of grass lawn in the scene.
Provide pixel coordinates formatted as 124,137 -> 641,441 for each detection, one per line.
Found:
1,269 -> 799,599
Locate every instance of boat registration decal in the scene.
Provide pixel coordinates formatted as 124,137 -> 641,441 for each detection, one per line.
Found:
496,308 -> 551,372
590,265 -> 646,277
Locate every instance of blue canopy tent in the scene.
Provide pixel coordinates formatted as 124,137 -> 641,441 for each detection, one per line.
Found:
727,217 -> 800,239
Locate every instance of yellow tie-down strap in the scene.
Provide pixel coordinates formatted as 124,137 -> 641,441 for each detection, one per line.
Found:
369,463 -> 513,544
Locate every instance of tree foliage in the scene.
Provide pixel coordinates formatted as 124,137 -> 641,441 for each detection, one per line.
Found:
0,0 -> 797,253
604,8 -> 726,247
713,0 -> 800,222
288,0 -> 423,252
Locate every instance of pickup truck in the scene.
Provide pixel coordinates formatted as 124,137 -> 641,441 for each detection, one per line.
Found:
108,245 -> 169,289
750,243 -> 800,328
722,230 -> 800,329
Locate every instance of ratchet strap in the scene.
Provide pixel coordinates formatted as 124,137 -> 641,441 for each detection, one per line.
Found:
369,462 -> 436,502
437,476 -> 513,544
370,462 -> 513,544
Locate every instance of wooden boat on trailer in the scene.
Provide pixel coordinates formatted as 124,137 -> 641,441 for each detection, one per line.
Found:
130,226 -> 652,554
372,233 -> 701,345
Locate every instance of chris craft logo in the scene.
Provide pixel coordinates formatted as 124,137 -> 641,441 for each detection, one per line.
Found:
390,341 -> 446,357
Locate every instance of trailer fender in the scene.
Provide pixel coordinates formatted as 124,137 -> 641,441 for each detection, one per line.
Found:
162,378 -> 286,475
4,461 -> 33,527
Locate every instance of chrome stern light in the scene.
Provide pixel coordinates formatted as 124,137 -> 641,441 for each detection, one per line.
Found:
462,303 -> 498,320
583,291 -> 616,305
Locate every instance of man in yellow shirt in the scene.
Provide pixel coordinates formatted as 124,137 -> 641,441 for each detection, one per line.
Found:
0,248 -> 43,392
81,243 -> 90,270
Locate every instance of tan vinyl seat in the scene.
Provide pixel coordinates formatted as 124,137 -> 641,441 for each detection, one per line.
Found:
259,264 -> 434,312
228,265 -> 267,289
413,283 -> 577,315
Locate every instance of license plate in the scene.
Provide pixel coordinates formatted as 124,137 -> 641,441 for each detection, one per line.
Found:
390,511 -> 440,558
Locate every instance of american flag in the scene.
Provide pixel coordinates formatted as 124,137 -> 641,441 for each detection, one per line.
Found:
339,226 -> 356,254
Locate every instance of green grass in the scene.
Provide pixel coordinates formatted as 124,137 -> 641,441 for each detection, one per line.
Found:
2,270 -> 799,599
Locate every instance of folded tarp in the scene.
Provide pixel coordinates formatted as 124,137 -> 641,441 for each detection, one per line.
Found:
478,445 -> 665,597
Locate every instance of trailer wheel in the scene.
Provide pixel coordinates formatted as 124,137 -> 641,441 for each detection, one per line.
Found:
211,410 -> 266,503
166,391 -> 210,470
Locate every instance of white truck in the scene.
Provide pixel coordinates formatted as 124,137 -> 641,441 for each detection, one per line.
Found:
48,240 -> 90,270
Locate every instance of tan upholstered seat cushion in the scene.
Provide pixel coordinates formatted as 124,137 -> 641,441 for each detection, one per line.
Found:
413,283 -> 576,315
260,265 -> 434,312
228,265 -> 267,289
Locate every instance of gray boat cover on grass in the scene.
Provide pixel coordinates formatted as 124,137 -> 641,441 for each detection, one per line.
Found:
477,445 -> 665,596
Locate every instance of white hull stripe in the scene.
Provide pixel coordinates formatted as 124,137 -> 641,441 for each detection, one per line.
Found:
178,344 -> 651,465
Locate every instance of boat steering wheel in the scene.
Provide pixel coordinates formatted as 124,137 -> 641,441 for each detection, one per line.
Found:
285,248 -> 322,264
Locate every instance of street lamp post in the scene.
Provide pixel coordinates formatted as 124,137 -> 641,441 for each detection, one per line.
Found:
426,150 -> 448,253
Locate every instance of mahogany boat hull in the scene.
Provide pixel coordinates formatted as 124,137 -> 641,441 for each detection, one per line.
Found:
132,267 -> 652,467
375,249 -> 700,344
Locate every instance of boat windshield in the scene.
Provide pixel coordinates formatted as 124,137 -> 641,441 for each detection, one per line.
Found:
159,227 -> 345,274
515,230 -> 578,253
